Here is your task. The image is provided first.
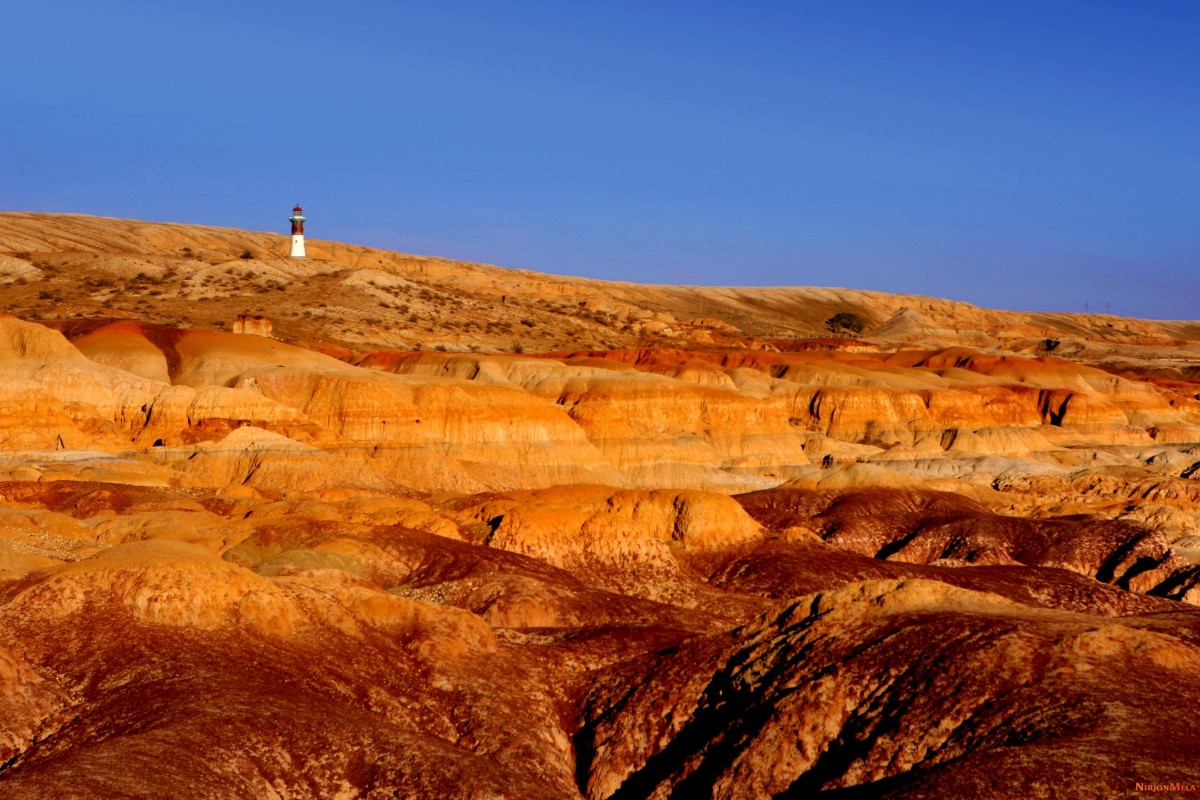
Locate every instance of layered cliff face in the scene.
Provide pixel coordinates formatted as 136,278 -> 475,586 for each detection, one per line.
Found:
6,311 -> 1198,525
1,213 -> 1200,797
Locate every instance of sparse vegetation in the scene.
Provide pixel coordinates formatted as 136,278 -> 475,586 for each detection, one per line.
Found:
825,311 -> 865,336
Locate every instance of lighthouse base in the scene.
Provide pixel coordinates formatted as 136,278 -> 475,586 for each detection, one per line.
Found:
290,235 -> 306,258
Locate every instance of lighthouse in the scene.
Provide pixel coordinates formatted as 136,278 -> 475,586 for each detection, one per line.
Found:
289,204 -> 306,258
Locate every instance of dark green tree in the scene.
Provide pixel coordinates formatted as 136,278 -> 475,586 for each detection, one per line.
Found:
825,311 -> 865,335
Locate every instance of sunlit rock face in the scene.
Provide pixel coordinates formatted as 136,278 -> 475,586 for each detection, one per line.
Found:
1,213 -> 1199,797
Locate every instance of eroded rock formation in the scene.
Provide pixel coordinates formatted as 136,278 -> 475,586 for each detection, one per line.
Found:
1,213 -> 1199,797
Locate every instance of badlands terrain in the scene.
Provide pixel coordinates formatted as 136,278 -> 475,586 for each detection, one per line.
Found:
0,211 -> 1199,798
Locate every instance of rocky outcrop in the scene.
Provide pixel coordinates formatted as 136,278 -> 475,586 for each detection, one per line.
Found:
454,485 -> 764,604
576,579 -> 1200,799
231,314 -> 272,337
4,303 -> 1200,501
736,487 -> 1200,602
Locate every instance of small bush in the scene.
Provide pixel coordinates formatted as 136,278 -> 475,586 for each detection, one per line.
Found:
240,250 -> 254,260
825,311 -> 865,335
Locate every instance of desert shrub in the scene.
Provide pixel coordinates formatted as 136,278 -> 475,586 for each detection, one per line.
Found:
825,311 -> 865,335
240,250 -> 254,260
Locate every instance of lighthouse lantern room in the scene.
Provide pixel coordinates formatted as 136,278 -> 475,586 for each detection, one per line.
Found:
289,204 -> 306,258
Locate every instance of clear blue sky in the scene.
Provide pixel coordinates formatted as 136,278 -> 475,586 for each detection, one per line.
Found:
3,1 -> 1197,319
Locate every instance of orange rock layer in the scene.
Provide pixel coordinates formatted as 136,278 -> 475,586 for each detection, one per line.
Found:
2,214 -> 1200,796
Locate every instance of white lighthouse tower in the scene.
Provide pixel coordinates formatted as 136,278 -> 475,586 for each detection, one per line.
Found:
289,204 -> 307,258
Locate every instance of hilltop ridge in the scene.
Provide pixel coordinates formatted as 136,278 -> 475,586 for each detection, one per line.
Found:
2,212 -> 1197,356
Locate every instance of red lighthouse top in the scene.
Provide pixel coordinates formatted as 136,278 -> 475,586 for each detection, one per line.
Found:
289,204 -> 306,235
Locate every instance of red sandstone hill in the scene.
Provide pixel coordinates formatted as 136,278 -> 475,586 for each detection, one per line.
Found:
0,213 -> 1199,797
